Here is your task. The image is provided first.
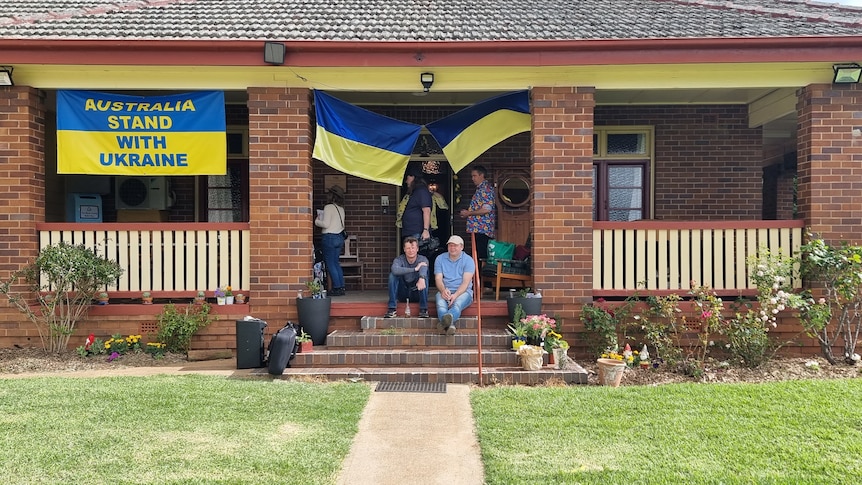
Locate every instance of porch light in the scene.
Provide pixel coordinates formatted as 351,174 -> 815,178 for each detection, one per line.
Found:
263,42 -> 285,65
832,63 -> 861,84
0,66 -> 13,86
420,72 -> 434,92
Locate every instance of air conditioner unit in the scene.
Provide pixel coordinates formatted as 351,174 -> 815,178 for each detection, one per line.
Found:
115,176 -> 171,210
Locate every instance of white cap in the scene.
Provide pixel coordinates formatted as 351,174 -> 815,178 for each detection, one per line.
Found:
447,235 -> 464,246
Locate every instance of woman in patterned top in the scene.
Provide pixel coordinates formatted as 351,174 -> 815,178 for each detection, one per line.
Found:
459,165 -> 495,260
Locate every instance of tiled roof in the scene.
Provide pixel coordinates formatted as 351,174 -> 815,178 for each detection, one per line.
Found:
0,0 -> 860,41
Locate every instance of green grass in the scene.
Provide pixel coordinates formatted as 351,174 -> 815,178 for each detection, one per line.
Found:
471,379 -> 862,484
0,375 -> 370,485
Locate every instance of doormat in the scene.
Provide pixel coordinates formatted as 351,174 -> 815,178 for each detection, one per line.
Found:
375,382 -> 447,393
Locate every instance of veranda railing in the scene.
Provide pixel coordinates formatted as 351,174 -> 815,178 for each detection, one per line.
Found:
592,220 -> 805,297
37,223 -> 251,295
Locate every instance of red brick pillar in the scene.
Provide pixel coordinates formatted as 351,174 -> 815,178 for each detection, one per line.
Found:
0,87 -> 46,344
797,84 -> 862,245
247,87 -> 314,321
530,87 -> 595,322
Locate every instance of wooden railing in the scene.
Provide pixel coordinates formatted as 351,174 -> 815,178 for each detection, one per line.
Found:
592,220 -> 806,297
37,223 -> 251,295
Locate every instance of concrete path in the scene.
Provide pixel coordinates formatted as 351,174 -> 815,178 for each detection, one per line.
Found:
336,383 -> 485,485
3,359 -> 487,485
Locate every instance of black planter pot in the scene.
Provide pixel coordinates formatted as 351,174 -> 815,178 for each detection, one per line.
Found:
507,296 -> 542,323
296,297 -> 331,346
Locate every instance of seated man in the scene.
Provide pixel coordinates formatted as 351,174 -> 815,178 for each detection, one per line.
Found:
384,237 -> 430,318
434,235 -> 475,335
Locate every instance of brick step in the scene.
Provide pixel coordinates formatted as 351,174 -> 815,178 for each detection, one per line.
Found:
325,329 -> 514,348
290,348 -> 524,367
361,315 -> 482,330
250,365 -> 589,386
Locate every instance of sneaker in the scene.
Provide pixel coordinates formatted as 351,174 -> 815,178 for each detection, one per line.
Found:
418,310 -> 430,318
439,313 -> 453,333
330,287 -> 346,296
446,324 -> 456,336
383,309 -> 397,318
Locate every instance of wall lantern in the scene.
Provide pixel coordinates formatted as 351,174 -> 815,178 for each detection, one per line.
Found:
0,66 -> 13,86
263,42 -> 286,65
420,72 -> 434,92
833,63 -> 861,84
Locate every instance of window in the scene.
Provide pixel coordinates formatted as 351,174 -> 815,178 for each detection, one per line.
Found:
593,127 -> 652,221
199,127 -> 249,222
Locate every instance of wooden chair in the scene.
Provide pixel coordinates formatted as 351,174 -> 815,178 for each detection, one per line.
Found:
481,171 -> 533,300
328,235 -> 365,291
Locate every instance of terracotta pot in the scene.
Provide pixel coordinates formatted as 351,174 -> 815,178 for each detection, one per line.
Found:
596,358 -> 626,387
299,341 -> 313,353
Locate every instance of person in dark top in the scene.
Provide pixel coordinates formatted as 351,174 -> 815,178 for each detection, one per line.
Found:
384,237 -> 430,318
399,167 -> 433,243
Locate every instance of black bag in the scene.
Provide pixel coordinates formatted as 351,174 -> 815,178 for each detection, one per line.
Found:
340,230 -> 349,240
418,236 -> 440,253
266,322 -> 299,376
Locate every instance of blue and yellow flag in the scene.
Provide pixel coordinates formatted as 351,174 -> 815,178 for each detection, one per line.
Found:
57,90 -> 226,175
312,91 -> 422,186
426,90 -> 531,173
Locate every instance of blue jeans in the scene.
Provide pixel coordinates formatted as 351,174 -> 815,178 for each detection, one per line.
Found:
435,291 -> 473,326
387,273 -> 428,311
321,233 -> 345,288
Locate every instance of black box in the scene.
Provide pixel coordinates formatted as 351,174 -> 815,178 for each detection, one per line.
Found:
236,319 -> 267,369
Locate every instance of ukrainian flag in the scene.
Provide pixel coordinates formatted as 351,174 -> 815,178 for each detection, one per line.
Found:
426,90 -> 531,173
313,91 -> 422,186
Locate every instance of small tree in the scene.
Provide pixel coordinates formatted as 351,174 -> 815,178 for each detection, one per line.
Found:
0,242 -> 123,353
797,237 -> 862,365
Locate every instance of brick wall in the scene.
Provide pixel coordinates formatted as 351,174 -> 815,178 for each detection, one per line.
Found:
0,87 -> 46,343
797,84 -> 862,245
246,87 -> 313,324
531,87 -> 596,327
597,105 -> 763,220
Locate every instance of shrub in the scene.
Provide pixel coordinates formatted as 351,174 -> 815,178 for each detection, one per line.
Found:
0,242 -> 123,353
155,303 -> 213,354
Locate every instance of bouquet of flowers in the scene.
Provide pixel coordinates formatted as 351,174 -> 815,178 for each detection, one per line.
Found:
520,313 -> 557,342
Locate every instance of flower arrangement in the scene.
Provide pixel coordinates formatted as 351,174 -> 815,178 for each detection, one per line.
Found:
223,285 -> 232,297
521,313 -> 557,341
542,331 -> 568,353
214,287 -> 225,298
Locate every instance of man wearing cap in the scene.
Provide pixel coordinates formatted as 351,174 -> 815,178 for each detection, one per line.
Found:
433,235 -> 475,335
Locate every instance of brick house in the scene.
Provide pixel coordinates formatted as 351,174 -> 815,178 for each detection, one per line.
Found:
1,0 -> 861,357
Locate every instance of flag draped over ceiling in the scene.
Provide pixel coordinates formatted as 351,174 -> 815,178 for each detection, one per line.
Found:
425,90 -> 531,173
312,90 -> 422,186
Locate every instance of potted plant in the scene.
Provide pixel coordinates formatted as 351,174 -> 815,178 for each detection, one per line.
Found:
194,290 -> 206,305
96,291 -> 109,305
235,293 -> 246,304
214,287 -> 226,305
296,278 -> 330,345
507,322 -> 529,351
223,285 -> 234,305
507,287 -> 541,323
296,329 -> 313,353
543,331 -> 569,369
141,291 -> 153,305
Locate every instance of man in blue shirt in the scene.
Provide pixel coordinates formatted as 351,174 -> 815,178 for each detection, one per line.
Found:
434,235 -> 475,335
384,237 -> 430,318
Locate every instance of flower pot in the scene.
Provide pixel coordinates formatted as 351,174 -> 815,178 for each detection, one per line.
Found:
297,297 -> 331,346
142,297 -> 153,305
517,345 -> 544,371
511,337 -> 526,351
235,295 -> 246,304
507,296 -> 542,323
225,296 -> 234,305
553,348 -> 568,369
217,297 -> 226,305
299,341 -> 313,353
596,358 -> 626,387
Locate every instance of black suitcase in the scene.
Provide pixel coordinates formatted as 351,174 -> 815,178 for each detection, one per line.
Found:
267,322 -> 299,376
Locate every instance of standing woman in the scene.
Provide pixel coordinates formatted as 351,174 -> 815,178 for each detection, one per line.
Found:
315,185 -> 347,296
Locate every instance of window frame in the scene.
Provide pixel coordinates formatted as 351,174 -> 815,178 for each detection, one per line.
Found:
592,126 -> 654,221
